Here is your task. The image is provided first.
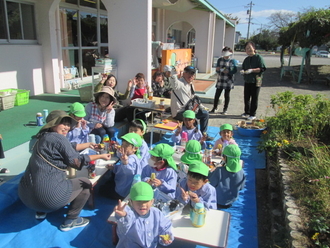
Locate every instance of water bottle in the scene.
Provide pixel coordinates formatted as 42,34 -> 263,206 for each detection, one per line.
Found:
205,144 -> 213,166
190,202 -> 206,227
181,131 -> 188,147
88,161 -> 96,179
88,134 -> 96,144
103,134 -> 110,152
36,113 -> 43,126
132,174 -> 141,186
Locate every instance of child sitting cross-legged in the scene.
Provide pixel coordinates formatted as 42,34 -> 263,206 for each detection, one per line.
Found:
141,143 -> 178,199
213,124 -> 238,156
171,110 -> 207,148
99,133 -> 143,200
114,182 -> 174,247
176,160 -> 217,210
128,119 -> 150,170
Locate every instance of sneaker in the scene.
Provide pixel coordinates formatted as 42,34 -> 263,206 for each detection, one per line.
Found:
209,108 -> 217,114
60,217 -> 90,231
241,113 -> 249,118
35,212 -> 47,220
220,111 -> 227,115
247,116 -> 256,120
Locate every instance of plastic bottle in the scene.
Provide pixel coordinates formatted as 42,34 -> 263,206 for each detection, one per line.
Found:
143,91 -> 148,103
132,174 -> 141,186
190,202 -> 206,227
43,109 -> 49,121
36,112 -> 43,126
204,144 -> 213,166
102,134 -> 110,152
181,131 -> 188,147
88,161 -> 96,179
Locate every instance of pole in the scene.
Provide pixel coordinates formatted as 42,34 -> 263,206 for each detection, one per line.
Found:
247,1 -> 253,39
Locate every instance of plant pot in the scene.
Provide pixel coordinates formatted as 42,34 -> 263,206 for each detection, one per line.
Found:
236,126 -> 266,137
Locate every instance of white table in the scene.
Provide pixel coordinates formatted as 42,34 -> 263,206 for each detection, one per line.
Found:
107,206 -> 231,248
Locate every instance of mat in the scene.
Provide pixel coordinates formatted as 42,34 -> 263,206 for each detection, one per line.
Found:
0,126 -> 263,248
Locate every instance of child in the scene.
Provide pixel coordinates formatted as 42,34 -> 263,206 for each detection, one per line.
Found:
141,143 -> 177,199
171,110 -> 206,148
129,73 -> 150,100
213,124 -> 238,155
176,160 -> 217,210
114,182 -> 174,247
209,144 -> 245,208
177,140 -> 203,183
128,119 -> 150,169
99,133 -> 143,199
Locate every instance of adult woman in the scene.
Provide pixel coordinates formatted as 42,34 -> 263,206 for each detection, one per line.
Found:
18,110 -> 111,231
152,71 -> 171,98
241,41 -> 266,120
209,46 -> 237,114
85,86 -> 116,142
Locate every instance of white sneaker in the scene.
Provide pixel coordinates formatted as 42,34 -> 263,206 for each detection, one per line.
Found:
221,111 -> 227,115
247,116 -> 256,120
241,113 -> 249,118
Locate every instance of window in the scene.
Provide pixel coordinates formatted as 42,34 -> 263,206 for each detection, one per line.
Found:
0,0 -> 37,42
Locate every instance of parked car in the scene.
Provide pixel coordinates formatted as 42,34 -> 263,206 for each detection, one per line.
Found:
315,50 -> 329,58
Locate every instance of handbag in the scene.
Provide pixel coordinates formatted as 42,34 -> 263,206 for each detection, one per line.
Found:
173,84 -> 202,114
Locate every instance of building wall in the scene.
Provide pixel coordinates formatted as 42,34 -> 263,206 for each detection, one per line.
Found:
214,19 -> 225,57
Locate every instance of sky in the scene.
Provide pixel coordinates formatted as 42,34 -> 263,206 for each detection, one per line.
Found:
208,0 -> 330,39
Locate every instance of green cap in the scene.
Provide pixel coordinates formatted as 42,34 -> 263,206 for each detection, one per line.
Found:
69,102 -> 86,117
135,119 -> 147,132
149,143 -> 177,170
181,140 -> 202,164
223,144 -> 242,173
183,110 -> 196,119
121,133 -> 143,147
220,124 -> 233,132
130,182 -> 154,201
188,160 -> 209,177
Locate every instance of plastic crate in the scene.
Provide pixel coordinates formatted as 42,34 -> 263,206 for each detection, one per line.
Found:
78,85 -> 93,102
0,88 -> 30,106
0,93 -> 16,110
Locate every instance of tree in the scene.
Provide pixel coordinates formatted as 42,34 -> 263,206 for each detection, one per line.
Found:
267,11 -> 297,32
250,29 -> 279,51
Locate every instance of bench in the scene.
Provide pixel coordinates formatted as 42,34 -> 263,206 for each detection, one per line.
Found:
280,66 -> 296,81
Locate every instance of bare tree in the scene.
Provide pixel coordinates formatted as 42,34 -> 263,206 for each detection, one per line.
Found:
267,11 -> 297,32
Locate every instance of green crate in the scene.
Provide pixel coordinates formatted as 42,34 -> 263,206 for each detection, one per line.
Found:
0,88 -> 30,106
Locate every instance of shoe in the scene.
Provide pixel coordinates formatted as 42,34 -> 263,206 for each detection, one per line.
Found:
0,168 -> 9,173
220,111 -> 227,115
241,113 -> 249,118
35,212 -> 47,220
247,116 -> 256,120
60,217 -> 90,231
209,108 -> 217,114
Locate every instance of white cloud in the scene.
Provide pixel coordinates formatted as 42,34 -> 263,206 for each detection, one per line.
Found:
228,9 -> 296,21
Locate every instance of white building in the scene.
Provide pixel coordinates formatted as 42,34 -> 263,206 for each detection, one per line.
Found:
0,0 -> 235,95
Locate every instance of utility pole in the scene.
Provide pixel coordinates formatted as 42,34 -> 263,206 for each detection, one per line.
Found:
246,1 -> 254,39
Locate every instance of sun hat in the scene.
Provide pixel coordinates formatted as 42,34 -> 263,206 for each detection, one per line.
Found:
149,143 -> 177,170
183,110 -> 196,119
69,102 -> 86,117
223,144 -> 242,173
121,133 -> 143,148
181,140 -> 203,164
188,160 -> 209,177
163,65 -> 172,73
130,182 -> 154,201
184,66 -> 196,75
94,86 -> 115,102
135,119 -> 147,133
222,51 -> 233,57
41,110 -> 77,131
220,124 -> 233,132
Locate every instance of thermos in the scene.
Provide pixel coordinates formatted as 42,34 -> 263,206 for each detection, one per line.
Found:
190,202 -> 206,227
43,109 -> 49,121
36,113 -> 43,126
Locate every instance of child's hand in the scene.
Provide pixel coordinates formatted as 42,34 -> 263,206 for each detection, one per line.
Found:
160,234 -> 173,245
114,199 -> 127,217
180,187 -> 189,201
119,147 -> 128,164
201,132 -> 207,142
150,178 -> 162,187
106,101 -> 115,113
132,78 -> 137,86
101,153 -> 111,160
175,123 -> 182,136
94,123 -> 103,129
81,119 -> 87,129
88,142 -> 97,149
188,191 -> 200,203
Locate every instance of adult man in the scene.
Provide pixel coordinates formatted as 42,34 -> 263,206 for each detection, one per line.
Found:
170,66 -> 210,135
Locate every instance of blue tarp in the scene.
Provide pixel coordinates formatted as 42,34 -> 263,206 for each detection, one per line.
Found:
0,127 -> 264,248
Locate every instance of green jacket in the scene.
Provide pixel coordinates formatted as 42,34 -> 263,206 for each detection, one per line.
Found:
242,54 -> 266,84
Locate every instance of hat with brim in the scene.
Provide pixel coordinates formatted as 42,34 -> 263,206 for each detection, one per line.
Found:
41,110 -> 77,131
149,143 -> 177,170
94,86 -> 116,103
188,160 -> 209,177
223,144 -> 242,173
220,124 -> 233,132
181,140 -> 202,164
163,65 -> 172,73
69,102 -> 86,117
130,182 -> 154,201
222,51 -> 233,57
183,110 -> 196,119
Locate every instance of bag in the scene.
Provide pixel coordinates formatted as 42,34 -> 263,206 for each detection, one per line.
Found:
185,95 -> 202,113
255,74 -> 263,87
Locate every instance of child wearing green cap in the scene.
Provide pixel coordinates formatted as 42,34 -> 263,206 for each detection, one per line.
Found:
213,123 -> 238,156
114,182 -> 174,247
209,144 -> 245,208
99,133 -> 143,199
171,110 -> 207,148
128,119 -> 150,169
176,160 -> 217,210
141,143 -> 177,199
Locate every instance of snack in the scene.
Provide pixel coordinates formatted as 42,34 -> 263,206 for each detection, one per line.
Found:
150,173 -> 156,180
160,234 -> 171,241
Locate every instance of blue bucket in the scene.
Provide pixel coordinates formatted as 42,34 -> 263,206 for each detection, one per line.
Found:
236,126 -> 266,137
